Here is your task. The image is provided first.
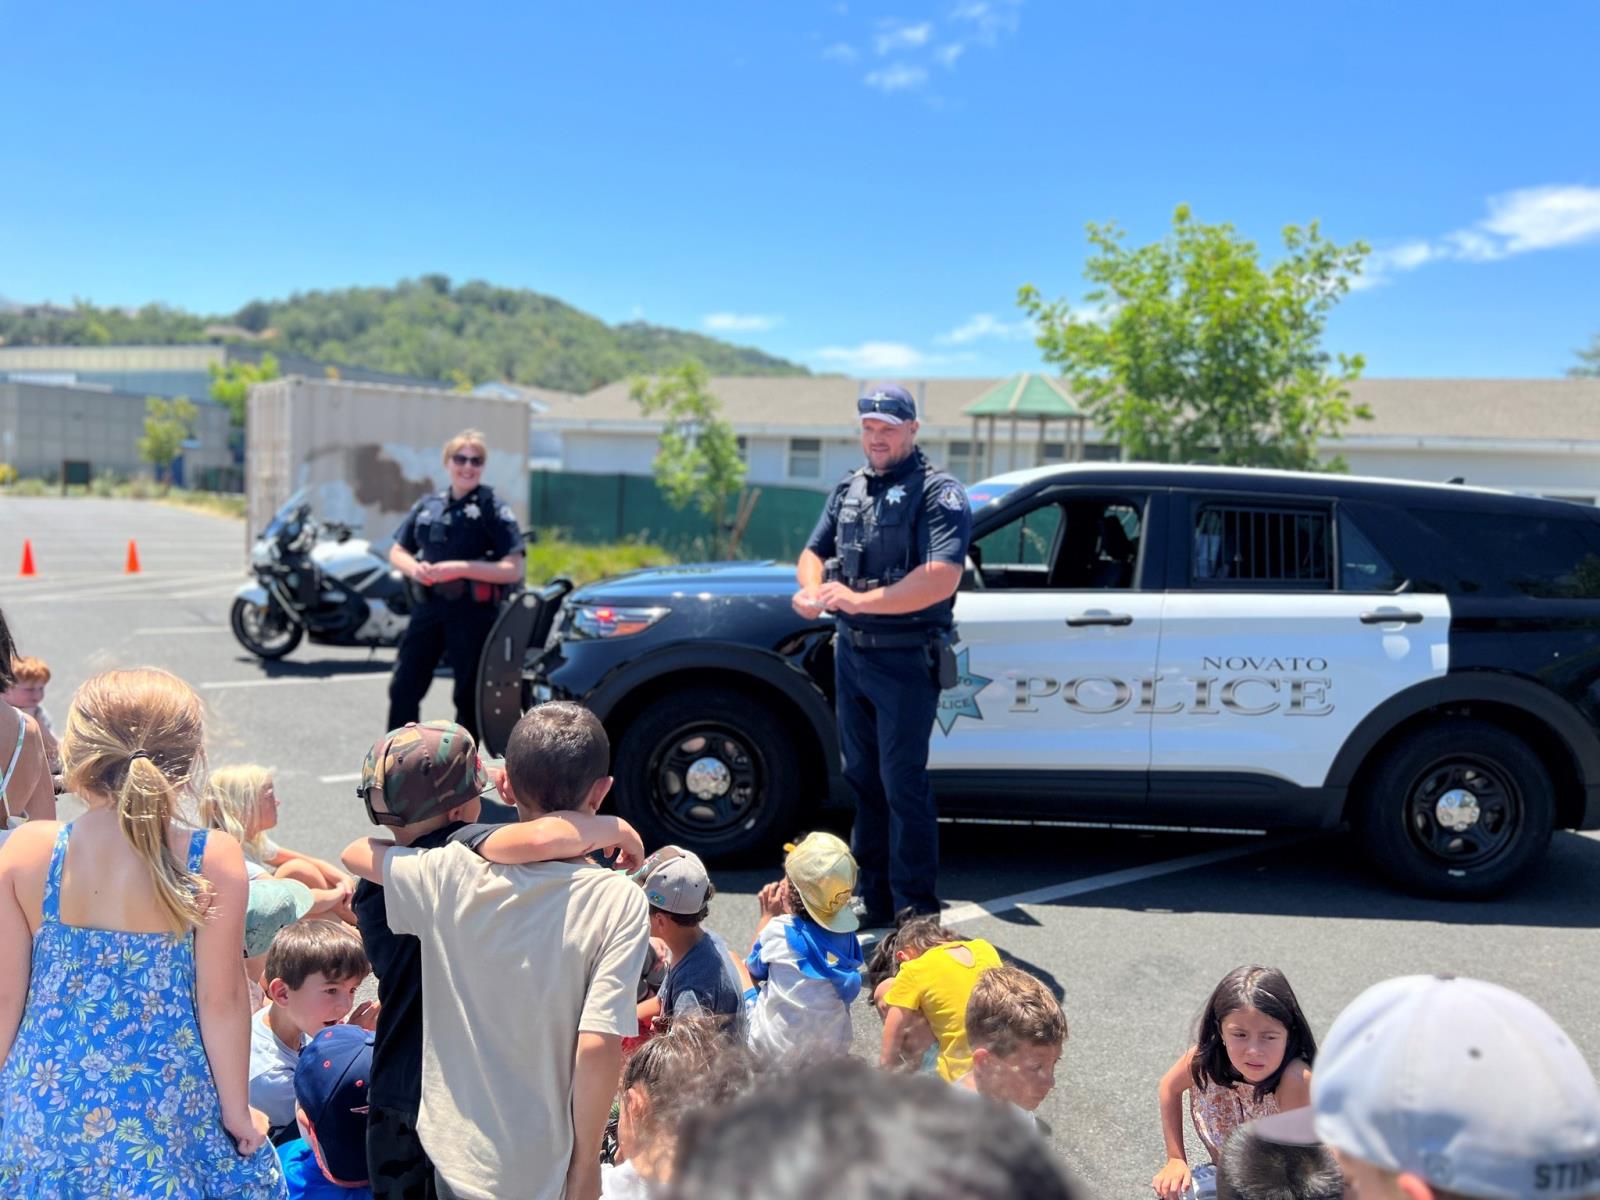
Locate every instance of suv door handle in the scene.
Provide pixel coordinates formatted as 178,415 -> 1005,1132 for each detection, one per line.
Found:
1360,610 -> 1424,625
1067,612 -> 1134,627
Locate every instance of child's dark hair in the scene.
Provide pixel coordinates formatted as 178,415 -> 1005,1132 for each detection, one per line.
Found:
504,701 -> 609,813
863,911 -> 960,995
265,919 -> 370,991
623,1014 -> 750,1139
0,609 -> 17,692
1191,965 -> 1317,1103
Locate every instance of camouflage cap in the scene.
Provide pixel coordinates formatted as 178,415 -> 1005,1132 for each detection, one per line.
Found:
358,720 -> 489,827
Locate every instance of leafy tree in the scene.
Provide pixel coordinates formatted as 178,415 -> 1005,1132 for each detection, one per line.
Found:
1019,205 -> 1370,470
138,396 -> 198,486
207,353 -> 280,431
1570,332 -> 1600,378
631,361 -> 750,554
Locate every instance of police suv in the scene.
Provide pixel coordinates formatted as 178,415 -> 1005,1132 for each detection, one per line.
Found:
477,463 -> 1600,898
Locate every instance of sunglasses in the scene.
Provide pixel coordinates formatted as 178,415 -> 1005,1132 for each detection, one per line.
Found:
857,395 -> 912,418
451,454 -> 485,467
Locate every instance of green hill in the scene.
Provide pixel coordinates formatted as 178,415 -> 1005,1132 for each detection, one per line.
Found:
0,275 -> 808,391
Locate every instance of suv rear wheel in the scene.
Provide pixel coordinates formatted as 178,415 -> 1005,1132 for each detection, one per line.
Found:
611,687 -> 802,862
1355,718 -> 1555,898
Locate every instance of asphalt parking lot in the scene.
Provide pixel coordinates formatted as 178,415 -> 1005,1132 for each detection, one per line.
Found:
4,496 -> 1599,1197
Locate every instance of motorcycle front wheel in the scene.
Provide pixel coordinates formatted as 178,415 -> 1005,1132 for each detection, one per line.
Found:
230,597 -> 304,660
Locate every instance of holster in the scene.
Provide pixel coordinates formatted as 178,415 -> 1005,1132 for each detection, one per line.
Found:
934,629 -> 960,689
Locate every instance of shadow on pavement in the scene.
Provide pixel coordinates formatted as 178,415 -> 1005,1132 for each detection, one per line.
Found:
239,657 -> 394,679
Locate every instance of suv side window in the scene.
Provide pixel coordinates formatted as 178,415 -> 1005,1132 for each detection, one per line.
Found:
1338,510 -> 1405,592
1408,507 -> 1600,598
972,495 -> 1142,589
1192,501 -> 1331,589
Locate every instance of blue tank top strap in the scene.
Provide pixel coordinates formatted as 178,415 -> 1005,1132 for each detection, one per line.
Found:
42,823 -> 71,923
185,827 -> 208,875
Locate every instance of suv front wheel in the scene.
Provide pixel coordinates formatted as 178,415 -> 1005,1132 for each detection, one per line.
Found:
611,687 -> 802,862
1355,718 -> 1555,898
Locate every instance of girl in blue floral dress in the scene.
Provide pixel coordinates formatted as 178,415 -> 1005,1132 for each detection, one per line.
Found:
0,667 -> 286,1199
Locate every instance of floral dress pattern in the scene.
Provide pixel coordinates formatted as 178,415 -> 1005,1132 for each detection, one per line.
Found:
0,824 -> 286,1198
1189,1075 -> 1281,1161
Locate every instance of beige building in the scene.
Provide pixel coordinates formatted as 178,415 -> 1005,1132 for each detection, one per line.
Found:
537,376 -> 1600,504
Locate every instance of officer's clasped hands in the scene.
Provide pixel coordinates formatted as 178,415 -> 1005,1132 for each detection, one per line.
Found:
790,588 -> 826,619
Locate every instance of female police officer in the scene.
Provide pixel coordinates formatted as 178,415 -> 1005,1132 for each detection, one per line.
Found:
386,429 -> 523,740
792,385 -> 970,928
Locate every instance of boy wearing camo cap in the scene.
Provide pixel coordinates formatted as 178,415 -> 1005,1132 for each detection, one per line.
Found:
340,719 -> 645,1200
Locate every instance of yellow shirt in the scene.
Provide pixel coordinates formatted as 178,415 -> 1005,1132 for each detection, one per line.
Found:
883,938 -> 1003,1081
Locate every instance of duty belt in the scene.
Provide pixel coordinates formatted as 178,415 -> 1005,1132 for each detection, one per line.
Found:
843,628 -> 937,650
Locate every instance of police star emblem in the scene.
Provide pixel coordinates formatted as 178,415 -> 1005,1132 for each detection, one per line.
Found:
885,484 -> 907,505
935,648 -> 992,735
463,502 -> 481,519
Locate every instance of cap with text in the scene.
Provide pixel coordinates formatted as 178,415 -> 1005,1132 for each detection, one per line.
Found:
633,845 -> 712,915
857,384 -> 917,426
1251,973 -> 1600,1198
784,831 -> 860,933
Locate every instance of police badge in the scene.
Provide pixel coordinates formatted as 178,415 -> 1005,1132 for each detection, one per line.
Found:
938,484 -> 965,511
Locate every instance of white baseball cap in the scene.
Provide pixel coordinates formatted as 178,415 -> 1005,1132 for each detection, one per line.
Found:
1252,974 -> 1600,1198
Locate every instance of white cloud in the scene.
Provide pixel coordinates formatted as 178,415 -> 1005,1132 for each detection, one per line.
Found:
821,42 -> 858,63
934,43 -> 965,68
703,312 -> 781,333
937,312 -> 1035,345
875,21 -> 932,54
864,63 -> 928,92
812,341 -> 930,373
949,0 -> 1022,45
1359,184 -> 1600,289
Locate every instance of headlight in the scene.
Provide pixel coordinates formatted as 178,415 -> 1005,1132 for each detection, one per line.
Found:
569,603 -> 669,640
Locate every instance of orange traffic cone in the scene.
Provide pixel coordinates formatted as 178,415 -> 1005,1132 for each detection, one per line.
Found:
124,539 -> 142,574
19,540 -> 36,577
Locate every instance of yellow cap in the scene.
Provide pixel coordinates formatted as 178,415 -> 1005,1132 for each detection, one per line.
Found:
783,831 -> 859,934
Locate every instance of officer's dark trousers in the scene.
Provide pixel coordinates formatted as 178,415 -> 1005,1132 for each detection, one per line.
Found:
835,634 -> 942,916
387,598 -> 497,740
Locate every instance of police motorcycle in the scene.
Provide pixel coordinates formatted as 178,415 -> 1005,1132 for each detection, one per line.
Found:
230,488 -> 412,661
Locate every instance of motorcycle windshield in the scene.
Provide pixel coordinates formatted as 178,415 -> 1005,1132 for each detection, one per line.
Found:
263,487 -> 312,539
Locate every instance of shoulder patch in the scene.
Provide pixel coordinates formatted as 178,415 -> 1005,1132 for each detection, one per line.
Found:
937,483 -> 966,511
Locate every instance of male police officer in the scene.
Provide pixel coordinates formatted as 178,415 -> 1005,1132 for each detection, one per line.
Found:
387,429 -> 524,741
793,384 -> 971,926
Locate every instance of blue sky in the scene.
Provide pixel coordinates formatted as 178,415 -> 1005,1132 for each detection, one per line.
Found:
3,1 -> 1598,379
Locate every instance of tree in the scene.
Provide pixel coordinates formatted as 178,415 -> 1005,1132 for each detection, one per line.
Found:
1018,205 -> 1371,471
138,396 -> 198,486
207,353 -> 280,431
1570,332 -> 1600,378
631,361 -> 751,555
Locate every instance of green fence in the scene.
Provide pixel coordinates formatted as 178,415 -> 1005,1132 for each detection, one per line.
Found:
529,470 -> 828,560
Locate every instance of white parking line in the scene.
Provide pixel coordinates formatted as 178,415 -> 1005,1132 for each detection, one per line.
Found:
939,833 -> 1317,927
134,625 -> 231,635
200,673 -> 390,691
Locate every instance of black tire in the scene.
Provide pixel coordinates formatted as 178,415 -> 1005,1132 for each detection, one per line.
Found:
611,687 -> 803,862
1355,718 -> 1555,898
230,597 -> 303,661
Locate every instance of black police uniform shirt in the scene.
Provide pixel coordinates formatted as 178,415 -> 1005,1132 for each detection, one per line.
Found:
392,484 -> 521,601
805,446 -> 971,632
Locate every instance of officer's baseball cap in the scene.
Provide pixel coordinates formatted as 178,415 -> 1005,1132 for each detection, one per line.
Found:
784,831 -> 860,933
357,720 -> 490,827
857,384 -> 917,425
633,845 -> 712,915
1251,974 -> 1600,1198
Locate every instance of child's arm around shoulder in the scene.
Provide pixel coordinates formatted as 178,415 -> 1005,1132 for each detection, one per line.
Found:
471,812 -> 644,870
1274,1057 -> 1313,1110
340,836 -> 399,886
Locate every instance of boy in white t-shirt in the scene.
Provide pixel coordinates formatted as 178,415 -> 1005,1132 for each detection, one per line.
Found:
343,702 -> 650,1200
744,831 -> 864,1059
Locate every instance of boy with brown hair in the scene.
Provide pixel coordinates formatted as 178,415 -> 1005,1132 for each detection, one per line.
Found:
3,655 -> 61,782
957,965 -> 1067,1125
250,920 -> 373,1143
342,703 -> 650,1200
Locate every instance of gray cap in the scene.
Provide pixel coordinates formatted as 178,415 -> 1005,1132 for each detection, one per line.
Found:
632,845 -> 711,916
1252,974 -> 1600,1198
244,878 -> 314,957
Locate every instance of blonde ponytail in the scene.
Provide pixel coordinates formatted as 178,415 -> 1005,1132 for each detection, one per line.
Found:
61,668 -> 209,935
